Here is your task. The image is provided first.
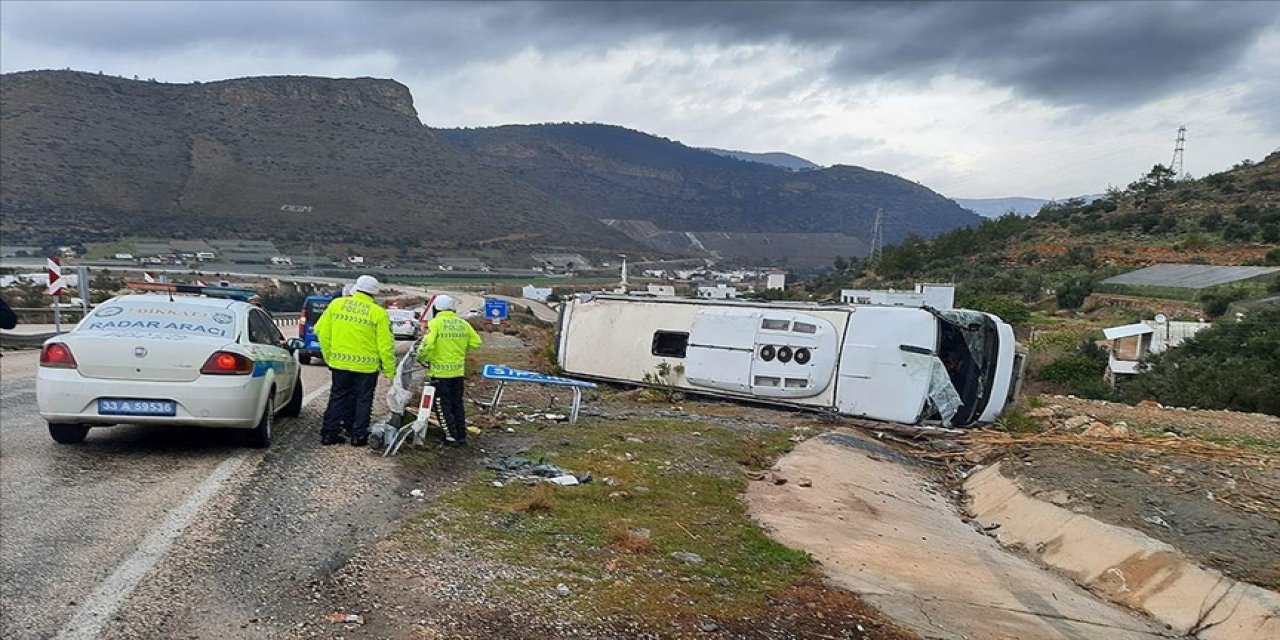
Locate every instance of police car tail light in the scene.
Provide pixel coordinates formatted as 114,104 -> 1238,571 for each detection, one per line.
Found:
298,310 -> 307,337
40,342 -> 78,369
200,351 -> 254,375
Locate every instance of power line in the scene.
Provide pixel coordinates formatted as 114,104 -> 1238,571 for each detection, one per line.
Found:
1171,125 -> 1187,177
869,208 -> 884,265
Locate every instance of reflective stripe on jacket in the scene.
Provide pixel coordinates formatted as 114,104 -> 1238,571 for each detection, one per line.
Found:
314,292 -> 395,376
416,310 -> 482,379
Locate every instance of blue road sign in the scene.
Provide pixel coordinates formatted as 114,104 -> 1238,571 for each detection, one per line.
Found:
481,364 -> 596,388
484,298 -> 509,321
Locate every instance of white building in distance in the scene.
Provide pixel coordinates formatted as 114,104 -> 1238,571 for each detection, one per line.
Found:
697,284 -> 739,300
840,283 -> 955,309
766,271 -> 786,291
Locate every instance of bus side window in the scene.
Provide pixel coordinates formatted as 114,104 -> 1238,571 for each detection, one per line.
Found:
651,331 -> 689,358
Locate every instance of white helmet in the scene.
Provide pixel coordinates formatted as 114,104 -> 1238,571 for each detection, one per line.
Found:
341,284 -> 355,296
354,275 -> 380,294
433,294 -> 455,311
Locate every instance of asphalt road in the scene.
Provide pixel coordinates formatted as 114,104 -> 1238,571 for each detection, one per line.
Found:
0,340 -> 421,639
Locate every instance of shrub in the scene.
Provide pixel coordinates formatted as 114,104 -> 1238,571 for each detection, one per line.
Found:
1039,355 -> 1100,386
1222,222 -> 1257,242
960,295 -> 1031,324
1199,288 -> 1248,316
1033,340 -> 1110,398
1126,308 -> 1280,415
1028,330 -> 1082,352
1178,234 -> 1211,250
1056,279 -> 1093,309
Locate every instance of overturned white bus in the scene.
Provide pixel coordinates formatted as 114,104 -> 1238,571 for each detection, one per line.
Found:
556,295 -> 1026,427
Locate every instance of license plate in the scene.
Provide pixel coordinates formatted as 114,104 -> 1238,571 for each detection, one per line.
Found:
97,398 -> 177,416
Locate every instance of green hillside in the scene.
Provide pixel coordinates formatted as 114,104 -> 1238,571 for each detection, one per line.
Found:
442,123 -> 982,245
827,152 -> 1280,303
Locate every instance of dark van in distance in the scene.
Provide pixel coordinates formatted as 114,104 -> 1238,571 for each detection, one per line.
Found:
297,294 -> 333,365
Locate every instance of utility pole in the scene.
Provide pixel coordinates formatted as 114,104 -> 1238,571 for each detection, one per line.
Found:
868,208 -> 884,266
1171,125 -> 1186,178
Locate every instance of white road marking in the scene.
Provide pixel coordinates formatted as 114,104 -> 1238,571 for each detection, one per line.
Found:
301,384 -> 329,407
55,383 -> 331,640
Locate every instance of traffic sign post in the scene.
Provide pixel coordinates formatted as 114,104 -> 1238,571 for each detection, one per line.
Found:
77,265 -> 90,317
484,298 -> 509,325
47,256 -> 64,334
480,364 -> 597,423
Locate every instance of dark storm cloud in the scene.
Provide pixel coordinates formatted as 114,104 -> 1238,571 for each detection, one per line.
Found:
3,1 -> 1276,109
534,1 -> 1279,107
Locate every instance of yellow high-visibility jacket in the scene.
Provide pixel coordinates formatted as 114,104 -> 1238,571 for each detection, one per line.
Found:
416,310 -> 482,379
314,292 -> 396,377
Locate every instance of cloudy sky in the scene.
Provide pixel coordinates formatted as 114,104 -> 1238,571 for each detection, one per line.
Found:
2,0 -> 1277,199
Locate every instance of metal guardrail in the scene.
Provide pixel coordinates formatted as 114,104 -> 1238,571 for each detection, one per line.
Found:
273,312 -> 302,326
0,332 -> 56,350
11,307 -> 89,324
8,308 -> 303,325
0,312 -> 304,350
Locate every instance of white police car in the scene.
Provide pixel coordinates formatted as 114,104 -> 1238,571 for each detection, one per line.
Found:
36,294 -> 303,447
388,308 -> 420,340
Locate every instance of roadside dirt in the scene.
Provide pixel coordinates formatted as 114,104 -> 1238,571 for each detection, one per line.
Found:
1042,394 -> 1280,445
955,395 -> 1279,592
283,330 -> 919,639
1001,445 -> 1280,590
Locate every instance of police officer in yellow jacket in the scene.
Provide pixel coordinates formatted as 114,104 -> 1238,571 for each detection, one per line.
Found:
416,295 -> 482,447
314,275 -> 395,446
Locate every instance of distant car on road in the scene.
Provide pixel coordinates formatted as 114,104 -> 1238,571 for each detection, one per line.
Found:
388,308 -> 420,340
297,293 -> 334,365
36,294 -> 304,447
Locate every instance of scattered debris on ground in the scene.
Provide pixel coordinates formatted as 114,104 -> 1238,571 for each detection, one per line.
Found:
303,398 -> 919,638
1038,394 -> 1280,449
486,455 -> 590,487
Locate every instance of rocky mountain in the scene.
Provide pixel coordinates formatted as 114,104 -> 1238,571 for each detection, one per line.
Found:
701,148 -> 821,171
2,71 -> 981,266
0,70 -> 639,256
442,124 -> 981,257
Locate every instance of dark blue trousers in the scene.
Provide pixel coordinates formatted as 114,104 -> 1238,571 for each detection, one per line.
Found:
322,369 -> 378,439
431,377 -> 467,443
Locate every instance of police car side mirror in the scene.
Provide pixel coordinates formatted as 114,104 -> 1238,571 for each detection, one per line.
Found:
285,338 -> 304,352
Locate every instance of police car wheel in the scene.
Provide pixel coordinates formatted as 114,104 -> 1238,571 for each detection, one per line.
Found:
48,423 -> 90,444
280,375 -> 303,417
299,354 -> 312,365
246,396 -> 274,449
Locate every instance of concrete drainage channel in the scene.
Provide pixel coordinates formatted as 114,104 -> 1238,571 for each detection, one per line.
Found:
965,463 -> 1280,640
